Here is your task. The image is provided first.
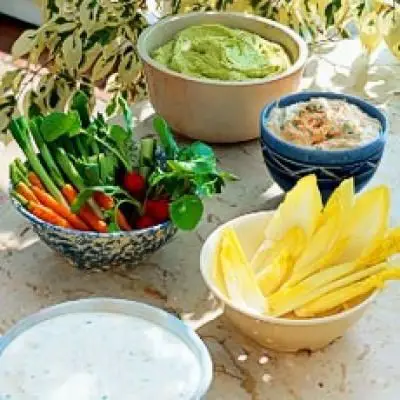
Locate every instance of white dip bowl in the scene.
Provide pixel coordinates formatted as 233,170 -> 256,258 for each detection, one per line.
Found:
0,298 -> 213,399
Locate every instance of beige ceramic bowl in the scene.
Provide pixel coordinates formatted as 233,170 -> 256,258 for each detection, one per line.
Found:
137,12 -> 308,143
200,211 -> 377,352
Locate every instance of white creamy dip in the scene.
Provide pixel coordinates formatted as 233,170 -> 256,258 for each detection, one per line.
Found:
267,98 -> 382,149
0,312 -> 201,400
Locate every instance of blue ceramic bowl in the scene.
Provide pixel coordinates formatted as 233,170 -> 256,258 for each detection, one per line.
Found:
260,91 -> 388,200
11,197 -> 177,270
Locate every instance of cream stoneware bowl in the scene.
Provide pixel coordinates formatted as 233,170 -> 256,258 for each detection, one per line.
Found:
138,12 -> 308,143
200,211 -> 377,352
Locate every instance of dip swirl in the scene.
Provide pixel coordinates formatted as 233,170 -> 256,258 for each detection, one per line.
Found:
152,24 -> 291,81
267,98 -> 381,150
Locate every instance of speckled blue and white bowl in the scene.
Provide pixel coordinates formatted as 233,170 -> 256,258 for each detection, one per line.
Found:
260,91 -> 388,201
11,197 -> 177,270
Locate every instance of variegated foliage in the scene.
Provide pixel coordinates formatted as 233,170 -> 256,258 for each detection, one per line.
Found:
0,0 -> 398,141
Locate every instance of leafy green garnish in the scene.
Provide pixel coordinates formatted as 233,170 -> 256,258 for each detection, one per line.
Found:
41,111 -> 81,141
153,116 -> 179,158
149,114 -> 238,230
170,195 -> 204,231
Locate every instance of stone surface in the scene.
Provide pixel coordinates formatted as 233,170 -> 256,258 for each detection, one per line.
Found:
1,40 -> 400,399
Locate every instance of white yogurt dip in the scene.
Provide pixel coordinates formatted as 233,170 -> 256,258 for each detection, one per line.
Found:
0,312 -> 202,399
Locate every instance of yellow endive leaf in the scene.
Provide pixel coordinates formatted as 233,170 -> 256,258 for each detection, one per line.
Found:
287,208 -> 341,286
257,250 -> 294,296
212,233 -> 227,297
335,186 -> 390,264
270,224 -> 397,317
283,179 -> 354,287
357,227 -> 400,267
220,228 -> 266,313
293,262 -> 387,317
264,175 -> 322,242
250,226 -> 306,273
317,178 -> 354,229
269,261 -> 389,317
296,268 -> 400,317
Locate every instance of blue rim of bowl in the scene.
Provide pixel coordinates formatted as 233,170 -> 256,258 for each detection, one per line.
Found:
11,193 -> 173,237
137,11 -> 309,87
260,91 -> 388,165
0,298 -> 213,399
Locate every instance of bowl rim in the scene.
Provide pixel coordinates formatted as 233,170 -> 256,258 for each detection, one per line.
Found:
11,193 -> 174,237
200,210 -> 378,326
0,298 -> 213,399
137,11 -> 309,87
260,91 -> 388,163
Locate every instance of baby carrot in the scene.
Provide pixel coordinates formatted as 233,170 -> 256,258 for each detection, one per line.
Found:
79,207 -> 108,233
12,191 -> 71,229
94,191 -> 114,210
16,182 -> 39,203
28,171 -> 45,190
28,202 -> 72,229
31,186 -> 90,231
94,191 -> 132,231
61,184 -> 107,233
61,183 -> 78,204
117,210 -> 132,231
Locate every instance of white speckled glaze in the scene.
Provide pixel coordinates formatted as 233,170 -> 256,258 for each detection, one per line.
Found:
11,197 -> 177,270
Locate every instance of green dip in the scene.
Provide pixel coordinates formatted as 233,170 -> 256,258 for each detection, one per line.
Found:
152,24 -> 291,81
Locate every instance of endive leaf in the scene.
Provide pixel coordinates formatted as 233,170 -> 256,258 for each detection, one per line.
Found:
220,228 -> 266,313
283,179 -> 354,287
294,262 -> 387,317
335,186 -> 390,264
287,207 -> 341,286
296,268 -> 400,317
257,250 -> 294,296
268,260 -> 387,317
212,233 -> 227,297
264,175 -> 322,241
317,178 -> 354,229
357,227 -> 400,267
251,226 -> 306,273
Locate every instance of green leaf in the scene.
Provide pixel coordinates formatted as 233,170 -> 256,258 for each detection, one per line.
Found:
167,159 -> 214,174
170,195 -> 204,231
85,27 -> 116,49
153,116 -> 179,158
109,124 -> 129,143
71,91 -> 90,127
182,142 -> 215,160
108,222 -> 120,233
28,103 -> 41,119
117,95 -> 134,135
82,162 -> 100,186
191,173 -> 224,197
99,153 -> 117,184
105,95 -> 118,118
41,111 -> 81,141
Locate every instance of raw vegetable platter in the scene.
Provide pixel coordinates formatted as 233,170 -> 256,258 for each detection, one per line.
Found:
9,91 -> 236,235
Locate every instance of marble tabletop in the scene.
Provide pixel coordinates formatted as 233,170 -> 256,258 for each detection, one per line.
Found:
0,39 -> 400,399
